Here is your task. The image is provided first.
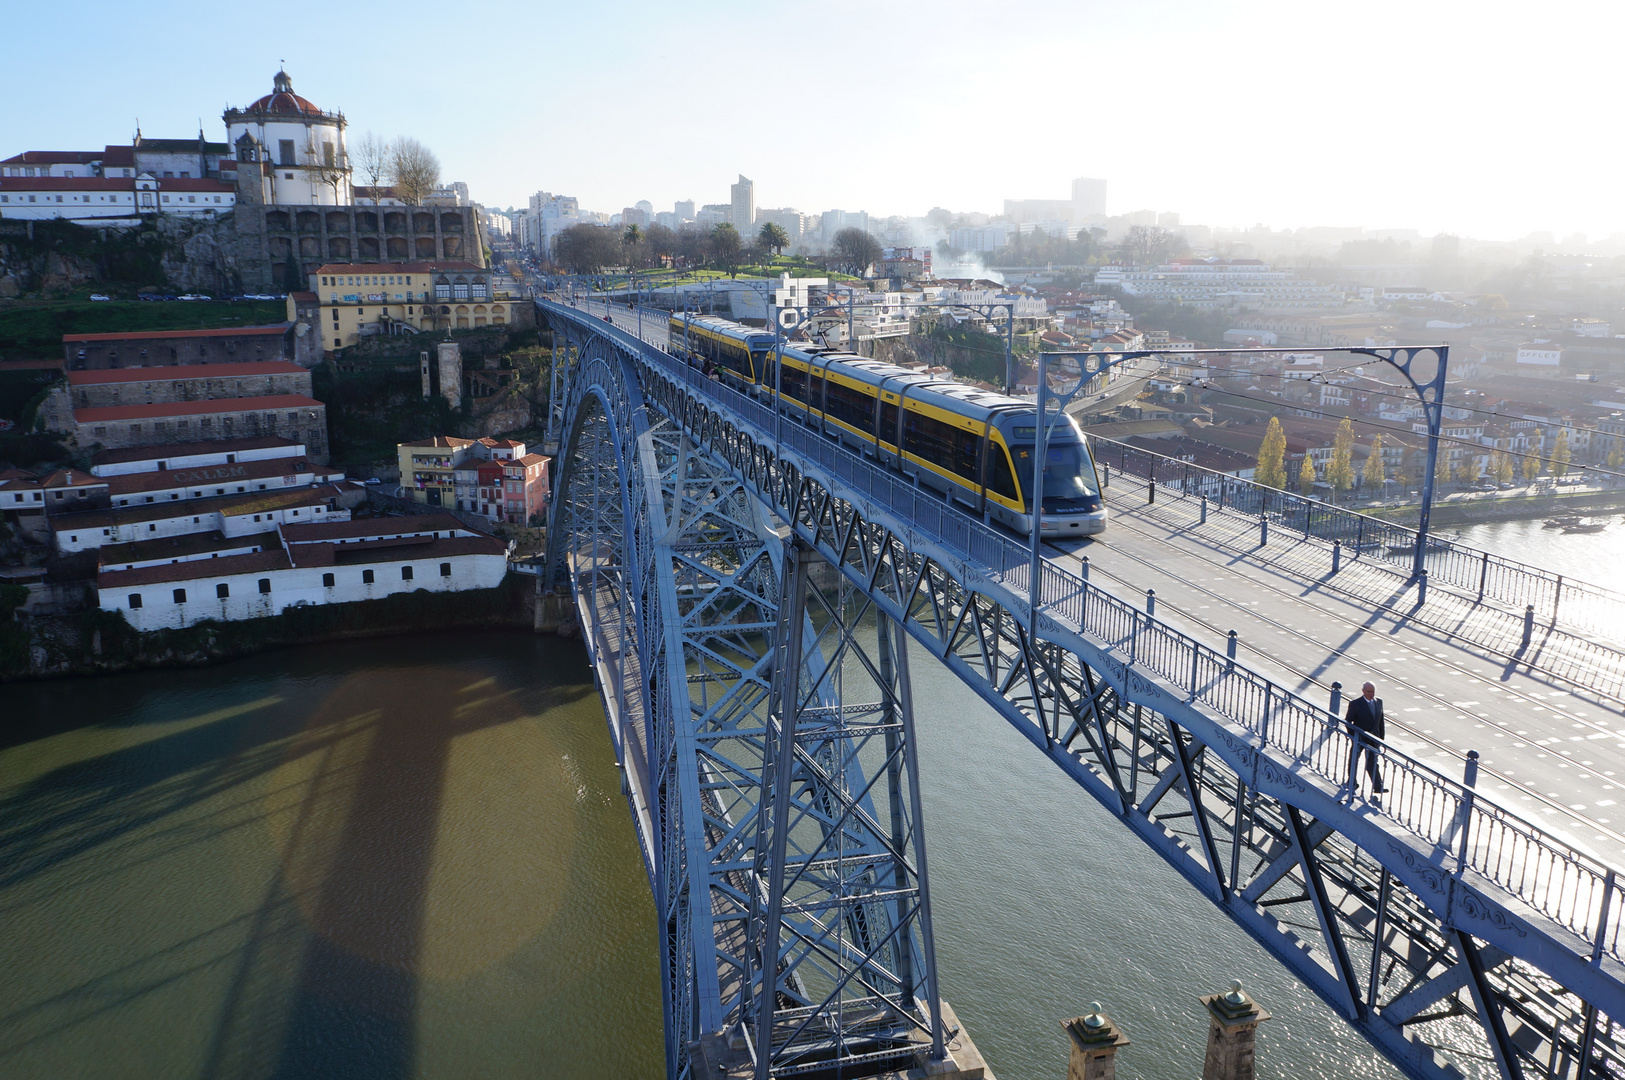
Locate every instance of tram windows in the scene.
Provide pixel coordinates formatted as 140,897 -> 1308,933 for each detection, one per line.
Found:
903,410 -> 960,467
880,401 -> 899,445
825,380 -> 875,434
954,428 -> 979,479
989,443 -> 1020,500
780,363 -> 807,402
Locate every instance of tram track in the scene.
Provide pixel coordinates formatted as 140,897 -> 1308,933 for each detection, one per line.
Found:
1044,515 -> 1625,854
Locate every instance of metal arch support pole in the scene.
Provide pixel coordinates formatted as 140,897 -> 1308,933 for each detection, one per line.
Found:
891,614 -> 947,1063
1416,391 -> 1443,580
1004,302 -> 1015,394
1030,351 -> 1049,616
1450,927 -> 1528,1080
1164,718 -> 1227,900
753,540 -> 813,1080
1287,806 -> 1363,1020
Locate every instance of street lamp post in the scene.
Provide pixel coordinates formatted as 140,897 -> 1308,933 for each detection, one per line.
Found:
1027,351 -> 1091,617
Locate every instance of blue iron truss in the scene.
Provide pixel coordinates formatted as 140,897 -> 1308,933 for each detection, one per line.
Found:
541,298 -> 1625,1080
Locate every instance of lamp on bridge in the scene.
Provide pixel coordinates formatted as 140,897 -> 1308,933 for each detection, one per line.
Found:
1061,1002 -> 1130,1080
1199,980 -> 1271,1080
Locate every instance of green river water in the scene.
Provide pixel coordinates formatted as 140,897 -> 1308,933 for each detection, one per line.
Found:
1,629 -> 1413,1079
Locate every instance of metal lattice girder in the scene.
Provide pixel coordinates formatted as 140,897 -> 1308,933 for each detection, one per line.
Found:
543,301 -> 1625,1080
547,327 -> 947,1079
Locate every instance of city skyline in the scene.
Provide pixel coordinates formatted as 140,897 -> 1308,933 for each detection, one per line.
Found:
6,0 -> 1622,242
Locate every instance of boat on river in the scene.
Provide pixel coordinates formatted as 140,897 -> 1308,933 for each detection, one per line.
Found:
1544,516 -> 1582,529
1562,520 -> 1608,534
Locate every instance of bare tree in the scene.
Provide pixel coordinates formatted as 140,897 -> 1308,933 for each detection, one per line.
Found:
389,137 -> 441,205
354,131 -> 390,197
305,133 -> 348,203
1116,225 -> 1186,267
553,223 -> 622,274
830,227 -> 882,276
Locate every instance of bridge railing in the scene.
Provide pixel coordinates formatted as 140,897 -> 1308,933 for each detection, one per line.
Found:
551,301 -> 1625,962
1093,436 -> 1625,642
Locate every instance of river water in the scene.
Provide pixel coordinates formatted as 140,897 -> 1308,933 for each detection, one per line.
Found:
0,630 -> 1413,1080
1449,516 -> 1622,585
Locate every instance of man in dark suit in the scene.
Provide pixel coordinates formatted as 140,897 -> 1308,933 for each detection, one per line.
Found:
1345,681 -> 1386,794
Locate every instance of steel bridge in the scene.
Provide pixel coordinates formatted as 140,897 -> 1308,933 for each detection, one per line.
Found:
537,297 -> 1625,1080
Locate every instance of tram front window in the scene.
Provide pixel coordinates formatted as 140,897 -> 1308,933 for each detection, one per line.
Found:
1011,441 -> 1100,508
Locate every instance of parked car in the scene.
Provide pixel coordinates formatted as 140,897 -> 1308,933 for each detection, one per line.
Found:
177,293 -> 212,301
364,478 -> 382,485
1498,482 -> 1514,490
89,294 -> 112,301
137,294 -> 161,302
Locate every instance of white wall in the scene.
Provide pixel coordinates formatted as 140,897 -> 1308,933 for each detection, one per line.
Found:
94,444 -> 307,477
57,501 -> 346,553
100,552 -> 509,631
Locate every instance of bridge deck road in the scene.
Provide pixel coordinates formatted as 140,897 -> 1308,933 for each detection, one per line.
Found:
1046,488 -> 1625,865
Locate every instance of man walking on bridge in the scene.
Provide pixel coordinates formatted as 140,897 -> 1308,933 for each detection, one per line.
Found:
1345,682 -> 1386,795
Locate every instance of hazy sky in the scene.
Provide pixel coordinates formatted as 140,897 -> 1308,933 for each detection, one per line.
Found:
7,0 -> 1619,240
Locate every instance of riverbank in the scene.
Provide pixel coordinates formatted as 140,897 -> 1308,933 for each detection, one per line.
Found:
1368,487 -> 1625,528
1,572 -> 575,681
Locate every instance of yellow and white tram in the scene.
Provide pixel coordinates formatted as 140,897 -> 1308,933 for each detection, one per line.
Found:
668,314 -> 1106,536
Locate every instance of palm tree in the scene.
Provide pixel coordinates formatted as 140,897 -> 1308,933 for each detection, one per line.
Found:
758,221 -> 789,257
623,224 -> 643,245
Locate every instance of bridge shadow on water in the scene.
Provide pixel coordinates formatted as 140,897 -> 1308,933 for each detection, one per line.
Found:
0,642 -> 596,1080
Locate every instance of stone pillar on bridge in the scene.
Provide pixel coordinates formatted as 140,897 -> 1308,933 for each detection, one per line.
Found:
1199,981 -> 1270,1080
1062,1004 -> 1129,1080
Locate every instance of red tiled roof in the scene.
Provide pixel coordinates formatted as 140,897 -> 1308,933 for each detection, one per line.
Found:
91,435 -> 301,466
64,324 -> 291,343
75,394 -> 321,423
101,146 -> 136,167
288,534 -> 504,569
0,177 -> 136,191
315,261 -> 485,275
98,549 -> 292,588
37,469 -> 108,489
105,457 -> 336,497
68,361 -> 305,386
1,151 -> 102,165
156,179 -> 234,192
280,514 -> 468,543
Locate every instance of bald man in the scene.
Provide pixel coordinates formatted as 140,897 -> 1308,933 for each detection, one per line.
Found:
1344,681 -> 1386,794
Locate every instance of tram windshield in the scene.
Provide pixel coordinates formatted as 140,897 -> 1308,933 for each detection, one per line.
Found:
1010,439 -> 1100,506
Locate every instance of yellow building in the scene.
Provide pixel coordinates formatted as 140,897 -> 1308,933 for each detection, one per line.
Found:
310,261 -> 512,353
396,435 -> 476,507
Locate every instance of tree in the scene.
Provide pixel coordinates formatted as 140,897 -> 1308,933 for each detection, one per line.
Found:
1493,450 -> 1514,485
830,227 -> 882,276
1363,434 -> 1385,491
644,222 -> 678,263
1256,416 -> 1287,489
623,223 -> 642,245
708,223 -> 742,276
306,133 -> 347,202
1523,432 -> 1542,481
553,223 -> 621,274
759,221 -> 789,257
354,131 -> 390,195
1298,453 -> 1317,494
388,137 -> 440,205
1454,452 -> 1480,486
1551,429 -> 1572,478
1116,225 -> 1188,267
1608,437 -> 1624,475
1327,417 -> 1356,500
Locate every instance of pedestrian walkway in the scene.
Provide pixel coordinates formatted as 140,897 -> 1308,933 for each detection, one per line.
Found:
1049,488 -> 1625,863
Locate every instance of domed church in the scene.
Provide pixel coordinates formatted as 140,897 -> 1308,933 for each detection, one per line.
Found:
225,69 -> 351,206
